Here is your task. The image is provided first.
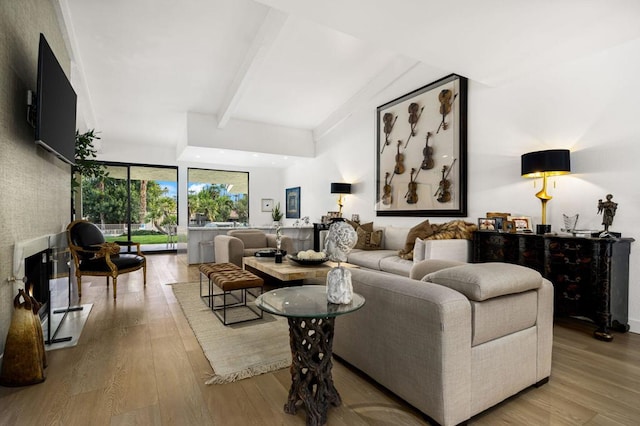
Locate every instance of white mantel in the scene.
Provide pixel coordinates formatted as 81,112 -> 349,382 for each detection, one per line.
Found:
12,234 -> 57,294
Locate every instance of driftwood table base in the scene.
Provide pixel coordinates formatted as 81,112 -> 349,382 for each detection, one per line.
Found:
285,317 -> 339,426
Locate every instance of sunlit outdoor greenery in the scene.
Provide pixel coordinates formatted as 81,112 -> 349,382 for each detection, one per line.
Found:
188,183 -> 248,224
82,176 -> 177,232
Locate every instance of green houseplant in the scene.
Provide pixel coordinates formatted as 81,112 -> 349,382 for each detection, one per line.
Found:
73,129 -> 108,219
73,129 -> 108,191
272,202 -> 283,223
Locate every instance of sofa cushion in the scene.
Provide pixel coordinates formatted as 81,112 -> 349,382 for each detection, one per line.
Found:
399,220 -> 433,260
243,247 -> 272,257
383,226 -> 411,251
347,249 -> 397,270
423,262 -> 542,301
414,238 -> 471,263
409,259 -> 466,280
379,256 -> 412,277
228,230 -> 268,248
470,290 -> 538,346
354,223 -> 384,250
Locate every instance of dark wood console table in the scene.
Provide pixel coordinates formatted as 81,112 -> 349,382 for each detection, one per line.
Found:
313,223 -> 331,251
472,232 -> 634,341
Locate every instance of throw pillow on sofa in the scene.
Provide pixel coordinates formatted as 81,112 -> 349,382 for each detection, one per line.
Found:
354,222 -> 383,250
398,219 -> 433,260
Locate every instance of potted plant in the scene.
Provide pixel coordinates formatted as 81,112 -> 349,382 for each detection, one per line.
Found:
73,129 -> 108,218
74,129 -> 108,188
272,202 -> 283,224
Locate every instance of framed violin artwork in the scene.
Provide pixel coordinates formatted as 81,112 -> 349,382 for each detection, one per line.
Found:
375,74 -> 468,217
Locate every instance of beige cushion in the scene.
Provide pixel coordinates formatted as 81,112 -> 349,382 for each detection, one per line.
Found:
347,249 -> 397,270
382,226 -> 409,250
228,230 -> 267,248
470,290 -> 538,346
399,220 -> 433,259
424,262 -> 542,301
411,259 -> 466,280
413,238 -> 471,263
379,256 -> 412,277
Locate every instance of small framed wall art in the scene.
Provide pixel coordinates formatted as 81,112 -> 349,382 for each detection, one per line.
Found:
261,198 -> 274,212
376,73 -> 468,217
286,187 -> 301,219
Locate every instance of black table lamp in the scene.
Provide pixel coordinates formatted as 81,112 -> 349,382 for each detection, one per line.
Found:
521,149 -> 571,234
331,183 -> 351,216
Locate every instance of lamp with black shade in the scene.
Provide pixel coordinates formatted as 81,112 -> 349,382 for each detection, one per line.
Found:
521,149 -> 571,234
330,183 -> 351,218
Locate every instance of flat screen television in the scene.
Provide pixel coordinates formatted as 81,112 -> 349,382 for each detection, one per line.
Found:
35,33 -> 77,166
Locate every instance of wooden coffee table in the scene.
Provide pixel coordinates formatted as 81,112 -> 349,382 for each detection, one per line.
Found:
242,256 -> 357,284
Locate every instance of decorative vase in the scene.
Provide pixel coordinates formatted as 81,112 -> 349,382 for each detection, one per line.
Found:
0,289 -> 46,386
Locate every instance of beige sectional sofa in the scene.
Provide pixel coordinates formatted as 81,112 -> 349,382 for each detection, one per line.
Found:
319,223 -> 472,276
333,261 -> 554,426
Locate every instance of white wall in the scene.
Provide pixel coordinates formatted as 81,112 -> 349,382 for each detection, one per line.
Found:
284,38 -> 640,333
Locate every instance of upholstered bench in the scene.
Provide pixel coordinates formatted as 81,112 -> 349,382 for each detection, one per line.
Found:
208,267 -> 264,325
198,262 -> 240,305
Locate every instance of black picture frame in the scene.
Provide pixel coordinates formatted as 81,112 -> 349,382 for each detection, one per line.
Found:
376,74 -> 467,217
286,187 -> 301,219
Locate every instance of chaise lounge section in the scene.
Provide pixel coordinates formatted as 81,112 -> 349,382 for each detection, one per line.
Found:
333,261 -> 553,426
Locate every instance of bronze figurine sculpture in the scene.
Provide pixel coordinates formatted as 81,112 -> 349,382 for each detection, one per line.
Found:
597,194 -> 618,237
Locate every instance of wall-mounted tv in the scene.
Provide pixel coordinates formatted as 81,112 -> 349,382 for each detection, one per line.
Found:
35,33 -> 77,166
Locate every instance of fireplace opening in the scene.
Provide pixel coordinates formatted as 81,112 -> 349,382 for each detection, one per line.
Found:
24,249 -> 51,320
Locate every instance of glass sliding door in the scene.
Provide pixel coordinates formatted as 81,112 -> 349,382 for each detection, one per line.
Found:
81,164 -> 130,238
80,163 -> 178,252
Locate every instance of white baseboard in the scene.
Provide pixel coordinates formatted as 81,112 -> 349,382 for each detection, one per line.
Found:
628,318 -> 640,335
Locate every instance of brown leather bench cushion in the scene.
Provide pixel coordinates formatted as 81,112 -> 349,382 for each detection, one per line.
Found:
199,262 -> 240,279
211,269 -> 264,291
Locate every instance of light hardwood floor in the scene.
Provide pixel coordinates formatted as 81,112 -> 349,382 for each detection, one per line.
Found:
1,254 -> 639,425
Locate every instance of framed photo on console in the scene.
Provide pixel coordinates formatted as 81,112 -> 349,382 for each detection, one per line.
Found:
509,216 -> 532,232
376,74 -> 468,217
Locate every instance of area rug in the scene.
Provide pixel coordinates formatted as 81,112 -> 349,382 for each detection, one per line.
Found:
170,282 -> 291,384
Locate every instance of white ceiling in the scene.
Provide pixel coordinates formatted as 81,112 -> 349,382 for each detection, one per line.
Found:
58,0 -> 640,166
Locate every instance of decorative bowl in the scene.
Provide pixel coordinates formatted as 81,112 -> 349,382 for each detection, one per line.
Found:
255,249 -> 287,257
287,254 -> 329,265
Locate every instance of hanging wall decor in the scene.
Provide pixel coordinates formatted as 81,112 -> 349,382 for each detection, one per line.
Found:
376,74 -> 467,217
286,186 -> 301,219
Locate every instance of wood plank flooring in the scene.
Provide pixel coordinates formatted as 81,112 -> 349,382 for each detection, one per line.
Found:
1,254 -> 639,425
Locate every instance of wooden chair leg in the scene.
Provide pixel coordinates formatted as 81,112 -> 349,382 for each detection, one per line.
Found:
113,276 -> 118,299
143,263 -> 147,287
77,275 -> 82,298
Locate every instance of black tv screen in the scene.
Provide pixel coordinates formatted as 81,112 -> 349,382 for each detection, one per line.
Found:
35,33 -> 77,166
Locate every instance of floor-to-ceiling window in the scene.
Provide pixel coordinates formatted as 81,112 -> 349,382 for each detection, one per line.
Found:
80,162 -> 178,252
187,168 -> 249,227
